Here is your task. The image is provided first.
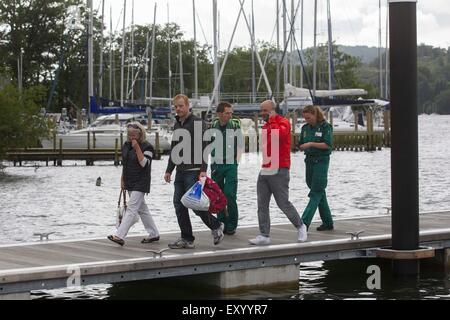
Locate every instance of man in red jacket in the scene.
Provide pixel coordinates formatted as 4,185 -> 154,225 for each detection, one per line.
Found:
249,100 -> 308,245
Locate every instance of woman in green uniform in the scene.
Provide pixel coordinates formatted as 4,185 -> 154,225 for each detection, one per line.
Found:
299,105 -> 334,231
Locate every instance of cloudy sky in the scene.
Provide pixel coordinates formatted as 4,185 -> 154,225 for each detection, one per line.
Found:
93,0 -> 450,49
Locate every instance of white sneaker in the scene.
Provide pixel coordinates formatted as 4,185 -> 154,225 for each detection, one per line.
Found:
248,235 -> 271,245
298,224 -> 308,242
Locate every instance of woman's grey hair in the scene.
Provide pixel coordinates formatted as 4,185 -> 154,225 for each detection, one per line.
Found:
126,122 -> 147,143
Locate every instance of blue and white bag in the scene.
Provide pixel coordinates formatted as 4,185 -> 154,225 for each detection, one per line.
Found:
181,177 -> 210,211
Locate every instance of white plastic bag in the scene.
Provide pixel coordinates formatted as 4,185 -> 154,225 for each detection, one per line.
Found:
181,177 -> 210,211
116,190 -> 140,228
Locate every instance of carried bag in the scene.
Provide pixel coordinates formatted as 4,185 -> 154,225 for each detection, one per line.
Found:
203,177 -> 228,214
181,177 -> 210,211
116,189 -> 139,228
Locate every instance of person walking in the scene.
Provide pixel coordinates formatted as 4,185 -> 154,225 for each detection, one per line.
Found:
249,100 -> 308,245
108,122 -> 160,246
299,105 -> 334,231
210,102 -> 244,235
164,94 -> 224,249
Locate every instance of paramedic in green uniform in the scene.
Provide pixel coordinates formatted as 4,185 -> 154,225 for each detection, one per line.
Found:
211,102 -> 244,235
299,105 -> 334,231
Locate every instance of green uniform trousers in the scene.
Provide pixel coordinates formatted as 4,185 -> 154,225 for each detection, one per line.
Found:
211,164 -> 239,232
301,157 -> 334,228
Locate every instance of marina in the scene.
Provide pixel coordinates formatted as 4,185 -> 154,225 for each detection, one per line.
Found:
1,0 -> 450,302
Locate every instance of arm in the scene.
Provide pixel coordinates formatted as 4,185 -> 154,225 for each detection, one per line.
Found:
140,144 -> 154,168
131,140 -> 145,164
200,119 -> 208,176
165,137 -> 176,178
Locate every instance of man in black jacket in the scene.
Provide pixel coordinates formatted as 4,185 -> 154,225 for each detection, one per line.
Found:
164,94 -> 224,249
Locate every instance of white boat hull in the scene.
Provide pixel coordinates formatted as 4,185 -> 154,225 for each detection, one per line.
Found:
40,132 -> 171,151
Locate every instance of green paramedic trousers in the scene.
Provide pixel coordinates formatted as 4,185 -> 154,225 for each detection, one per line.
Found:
301,156 -> 333,228
211,164 -> 239,232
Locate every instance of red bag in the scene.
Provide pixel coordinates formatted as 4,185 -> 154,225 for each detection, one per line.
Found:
202,177 -> 228,214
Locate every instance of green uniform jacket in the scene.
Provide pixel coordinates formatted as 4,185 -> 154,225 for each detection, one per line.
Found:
299,121 -> 333,157
211,118 -> 243,165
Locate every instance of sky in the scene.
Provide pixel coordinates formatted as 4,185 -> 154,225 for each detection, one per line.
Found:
90,0 -> 450,49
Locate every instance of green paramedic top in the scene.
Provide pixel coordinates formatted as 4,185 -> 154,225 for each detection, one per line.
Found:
299,121 -> 333,157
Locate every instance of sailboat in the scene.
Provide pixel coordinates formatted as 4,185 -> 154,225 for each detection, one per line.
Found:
280,0 -> 389,132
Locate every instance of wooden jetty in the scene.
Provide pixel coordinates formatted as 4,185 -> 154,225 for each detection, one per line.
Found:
0,211 -> 449,299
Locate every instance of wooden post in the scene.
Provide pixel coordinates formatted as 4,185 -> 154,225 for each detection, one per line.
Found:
329,110 -> 334,127
87,132 -> 91,150
367,110 -> 374,151
147,110 -> 153,131
120,132 -> 124,148
115,113 -> 119,125
76,109 -> 82,130
93,132 -> 96,149
114,138 -> 119,166
254,113 -> 259,153
53,130 -> 57,151
57,138 -> 63,166
384,110 -> 391,147
354,111 -> 359,132
154,132 -> 161,160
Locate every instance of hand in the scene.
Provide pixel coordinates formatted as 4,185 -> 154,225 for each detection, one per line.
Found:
164,172 -> 172,183
199,171 -> 207,179
131,139 -> 139,149
299,142 -> 311,151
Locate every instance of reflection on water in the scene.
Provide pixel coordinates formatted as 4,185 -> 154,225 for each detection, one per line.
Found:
1,115 -> 450,299
31,259 -> 450,300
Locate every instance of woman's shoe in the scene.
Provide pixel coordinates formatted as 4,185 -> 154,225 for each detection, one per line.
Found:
141,236 -> 160,243
316,224 -> 334,231
107,235 -> 125,246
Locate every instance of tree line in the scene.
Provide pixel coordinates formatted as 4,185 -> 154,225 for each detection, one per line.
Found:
1,0 -> 450,155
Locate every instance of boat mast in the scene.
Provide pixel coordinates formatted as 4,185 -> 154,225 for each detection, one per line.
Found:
282,0 -> 288,114
300,0 -> 304,88
276,0 -> 280,99
109,5 -> 113,100
87,0 -> 94,119
120,0 -> 127,106
149,3 -> 157,105
313,0 -> 318,95
327,0 -> 334,91
193,0 -> 198,99
99,0 -> 105,98
130,0 -> 135,101
167,3 -> 172,100
178,39 -> 185,94
385,0 -> 389,99
144,31 -> 149,102
251,0 -> 256,103
213,0 -> 219,106
379,0 -> 383,97
282,0 -> 288,88
290,0 -> 295,86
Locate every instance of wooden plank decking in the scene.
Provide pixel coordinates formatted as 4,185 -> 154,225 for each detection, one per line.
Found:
1,211 -> 449,294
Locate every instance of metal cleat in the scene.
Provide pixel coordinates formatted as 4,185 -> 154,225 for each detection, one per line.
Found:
146,248 -> 171,258
346,230 -> 365,240
33,232 -> 55,241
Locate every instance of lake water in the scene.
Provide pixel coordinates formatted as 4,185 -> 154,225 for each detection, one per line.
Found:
1,114 -> 449,300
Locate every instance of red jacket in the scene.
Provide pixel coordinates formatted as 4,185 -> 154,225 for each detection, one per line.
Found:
262,114 -> 291,169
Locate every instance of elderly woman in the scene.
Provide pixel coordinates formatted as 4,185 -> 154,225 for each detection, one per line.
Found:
108,122 -> 160,246
299,105 -> 334,231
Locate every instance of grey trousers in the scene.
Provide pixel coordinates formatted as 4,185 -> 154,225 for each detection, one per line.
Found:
257,168 -> 303,237
115,191 -> 159,240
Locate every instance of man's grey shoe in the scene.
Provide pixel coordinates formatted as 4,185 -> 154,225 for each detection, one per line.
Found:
168,238 -> 195,249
